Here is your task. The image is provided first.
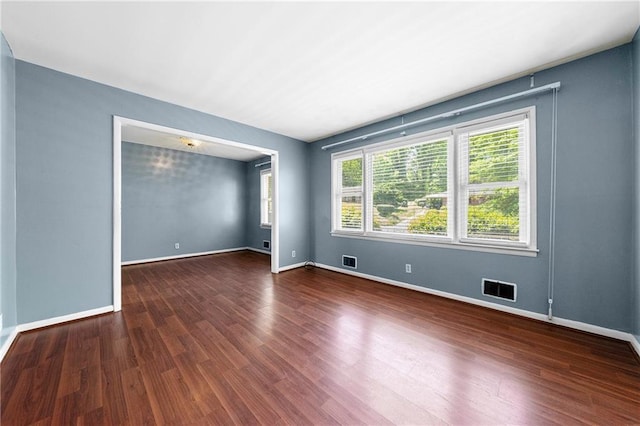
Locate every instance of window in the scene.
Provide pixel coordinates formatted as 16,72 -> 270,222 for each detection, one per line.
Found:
458,116 -> 531,244
331,108 -> 536,255
260,169 -> 272,227
370,135 -> 451,237
333,155 -> 363,231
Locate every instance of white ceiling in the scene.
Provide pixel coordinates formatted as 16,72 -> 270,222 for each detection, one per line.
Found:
3,1 -> 640,142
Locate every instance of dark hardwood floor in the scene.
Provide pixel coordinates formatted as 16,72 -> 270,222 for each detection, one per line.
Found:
2,251 -> 639,425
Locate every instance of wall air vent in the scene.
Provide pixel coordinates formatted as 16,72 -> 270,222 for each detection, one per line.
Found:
262,240 -> 270,250
482,278 -> 517,302
342,255 -> 357,269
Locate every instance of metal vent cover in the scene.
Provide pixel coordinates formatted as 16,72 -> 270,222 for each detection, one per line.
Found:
342,255 -> 357,269
482,278 -> 517,302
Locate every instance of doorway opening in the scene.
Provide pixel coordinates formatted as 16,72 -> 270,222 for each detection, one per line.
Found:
112,116 -> 279,311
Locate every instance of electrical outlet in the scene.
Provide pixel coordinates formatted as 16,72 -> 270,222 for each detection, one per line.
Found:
292,250 -> 296,258
405,264 -> 412,273
175,243 -> 180,249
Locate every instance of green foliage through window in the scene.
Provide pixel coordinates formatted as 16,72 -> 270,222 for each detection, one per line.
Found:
468,128 -> 519,185
465,125 -> 522,239
341,201 -> 362,229
466,188 -> 519,240
408,209 -> 448,235
341,158 -> 362,187
370,139 -> 449,235
337,156 -> 363,231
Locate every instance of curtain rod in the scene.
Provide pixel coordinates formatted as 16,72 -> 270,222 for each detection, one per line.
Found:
321,81 -> 561,151
254,160 -> 271,168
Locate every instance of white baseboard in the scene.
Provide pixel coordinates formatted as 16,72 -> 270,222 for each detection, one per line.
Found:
548,315 -> 633,342
18,305 -> 114,333
314,263 -> 640,357
247,247 -> 271,255
122,247 -> 246,266
279,261 -> 307,272
0,326 -> 19,363
631,334 -> 640,360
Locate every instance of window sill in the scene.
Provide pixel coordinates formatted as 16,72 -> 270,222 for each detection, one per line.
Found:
260,224 -> 272,229
330,231 -> 538,257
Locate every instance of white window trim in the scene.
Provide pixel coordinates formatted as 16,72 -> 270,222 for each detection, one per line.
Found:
330,107 -> 538,257
260,168 -> 272,228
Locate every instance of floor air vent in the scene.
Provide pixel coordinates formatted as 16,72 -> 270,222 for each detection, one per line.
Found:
262,240 -> 270,250
482,278 -> 517,302
342,255 -> 357,269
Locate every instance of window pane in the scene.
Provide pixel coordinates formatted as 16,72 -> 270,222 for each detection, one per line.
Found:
406,204 -> 448,235
467,188 -> 519,241
468,126 -> 520,184
342,158 -> 362,188
371,139 -> 448,235
341,195 -> 362,229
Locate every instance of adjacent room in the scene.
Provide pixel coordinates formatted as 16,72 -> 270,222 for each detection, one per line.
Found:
1,1 -> 639,424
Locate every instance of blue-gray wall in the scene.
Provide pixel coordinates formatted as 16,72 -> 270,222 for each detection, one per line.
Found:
122,142 -> 247,262
15,60 -> 309,324
8,37 -> 640,337
633,29 -> 640,341
0,32 -> 16,347
310,45 -> 634,332
245,157 -> 272,253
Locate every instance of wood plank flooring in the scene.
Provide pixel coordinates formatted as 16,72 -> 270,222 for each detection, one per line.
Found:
2,250 -> 639,424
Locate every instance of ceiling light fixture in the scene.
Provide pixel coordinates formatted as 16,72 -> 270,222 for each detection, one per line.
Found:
179,136 -> 200,148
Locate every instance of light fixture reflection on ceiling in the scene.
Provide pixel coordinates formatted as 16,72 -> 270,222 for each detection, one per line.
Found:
179,136 -> 201,148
